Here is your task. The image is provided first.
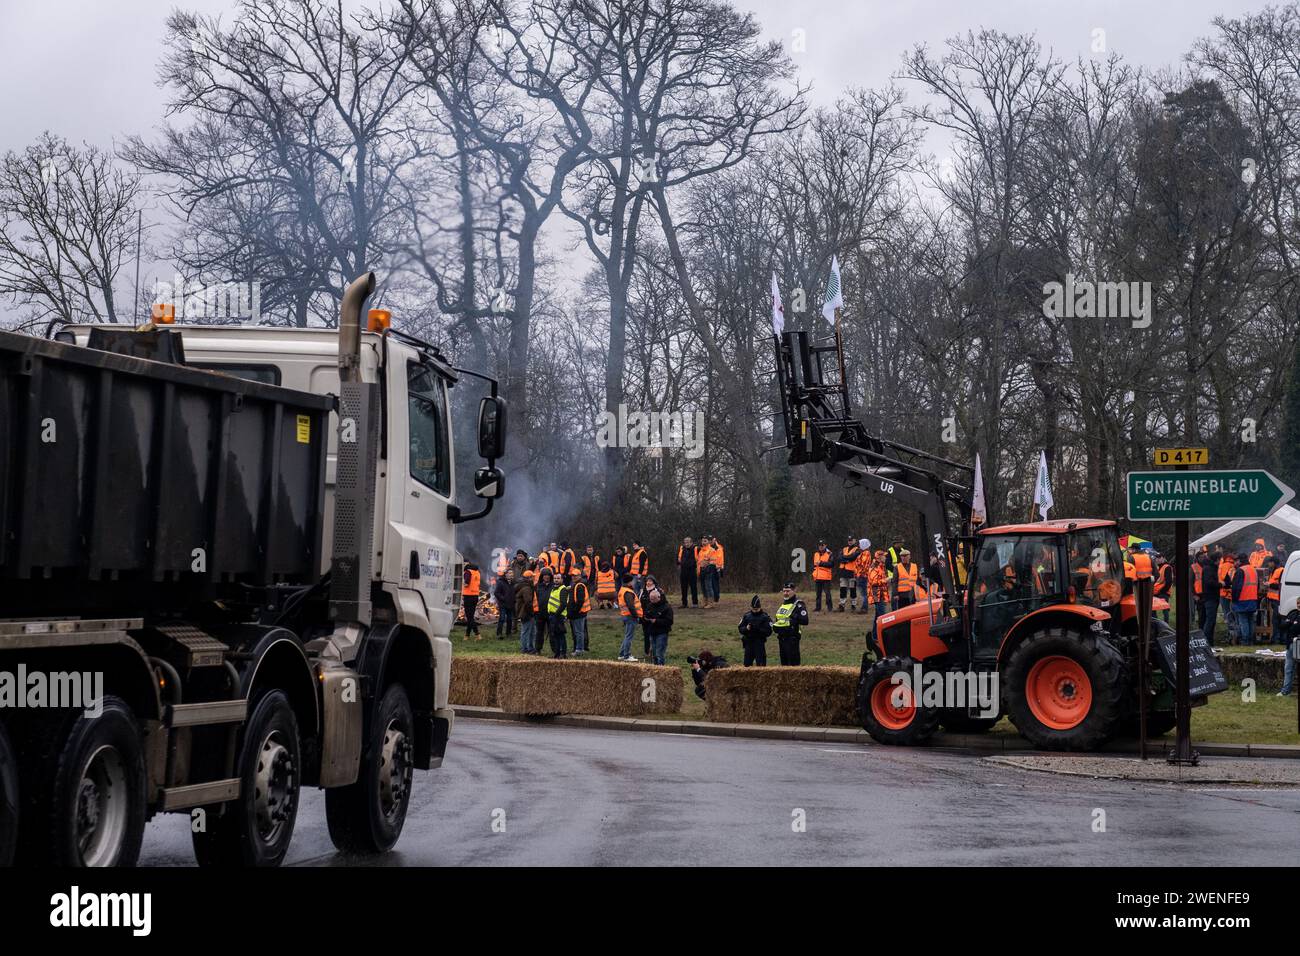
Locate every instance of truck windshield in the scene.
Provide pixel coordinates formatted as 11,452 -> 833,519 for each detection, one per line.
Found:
1066,529 -> 1124,607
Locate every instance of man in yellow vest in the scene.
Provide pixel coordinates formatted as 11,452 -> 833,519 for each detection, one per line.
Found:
773,583 -> 810,665
892,548 -> 919,609
544,573 -> 571,658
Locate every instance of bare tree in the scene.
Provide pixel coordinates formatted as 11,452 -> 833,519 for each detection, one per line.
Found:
0,133 -> 142,330
126,1 -> 429,323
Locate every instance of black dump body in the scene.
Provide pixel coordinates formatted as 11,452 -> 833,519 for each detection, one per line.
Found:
0,328 -> 332,619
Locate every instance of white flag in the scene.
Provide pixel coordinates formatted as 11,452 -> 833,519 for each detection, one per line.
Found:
1033,450 -> 1054,520
971,453 -> 987,526
770,271 -> 785,336
821,255 -> 843,323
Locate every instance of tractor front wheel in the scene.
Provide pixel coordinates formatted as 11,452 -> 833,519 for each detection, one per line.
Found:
857,655 -> 940,746
1004,627 -> 1125,751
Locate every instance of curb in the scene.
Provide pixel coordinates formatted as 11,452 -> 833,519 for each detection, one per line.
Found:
450,705 -> 1300,758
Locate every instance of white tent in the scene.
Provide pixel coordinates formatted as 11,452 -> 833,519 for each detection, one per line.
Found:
1188,504 -> 1300,552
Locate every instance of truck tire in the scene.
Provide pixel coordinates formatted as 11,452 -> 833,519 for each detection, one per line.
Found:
0,721 -> 18,867
856,655 -> 940,746
192,690 -> 301,867
1004,627 -> 1126,751
28,697 -> 147,866
325,683 -> 414,854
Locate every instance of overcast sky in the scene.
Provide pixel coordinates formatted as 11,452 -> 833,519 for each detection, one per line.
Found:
0,0 -> 1277,308
0,0 -> 1276,155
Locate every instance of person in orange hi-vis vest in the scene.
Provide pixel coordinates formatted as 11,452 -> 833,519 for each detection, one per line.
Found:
616,577 -> 643,661
811,541 -> 834,611
462,561 -> 482,640
892,548 -> 919,609
853,545 -> 872,615
698,535 -> 722,606
595,560 -> 617,608
1219,552 -> 1239,643
1131,548 -> 1154,579
630,540 -> 650,593
1230,552 -> 1260,645
866,551 -> 890,623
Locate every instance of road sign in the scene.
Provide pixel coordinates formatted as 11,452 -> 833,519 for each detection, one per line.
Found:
1154,447 -> 1208,466
1127,469 -> 1295,521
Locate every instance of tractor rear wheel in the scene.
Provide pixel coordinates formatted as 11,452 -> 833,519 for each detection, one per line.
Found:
857,655 -> 940,746
1004,627 -> 1125,750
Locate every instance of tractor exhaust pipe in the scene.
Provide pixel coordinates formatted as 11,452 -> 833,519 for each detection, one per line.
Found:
339,272 -> 376,384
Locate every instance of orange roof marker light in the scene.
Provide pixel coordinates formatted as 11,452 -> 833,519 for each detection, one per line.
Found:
367,308 -> 392,332
151,302 -> 176,324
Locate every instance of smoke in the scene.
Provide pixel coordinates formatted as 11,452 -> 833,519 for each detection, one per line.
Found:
455,459 -> 594,565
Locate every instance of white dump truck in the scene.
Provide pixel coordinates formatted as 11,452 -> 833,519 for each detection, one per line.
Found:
0,272 -> 505,866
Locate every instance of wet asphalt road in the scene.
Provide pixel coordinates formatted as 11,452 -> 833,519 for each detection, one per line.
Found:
138,719 -> 1300,866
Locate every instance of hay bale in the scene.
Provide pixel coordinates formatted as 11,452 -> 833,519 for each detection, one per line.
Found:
450,656 -> 507,707
1216,652 -> 1286,692
704,665 -> 860,726
494,658 -> 683,717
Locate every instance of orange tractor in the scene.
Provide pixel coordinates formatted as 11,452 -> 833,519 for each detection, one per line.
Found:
774,328 -> 1220,750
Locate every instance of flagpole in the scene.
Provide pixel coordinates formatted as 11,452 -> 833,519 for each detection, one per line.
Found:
1028,452 -> 1037,522
834,307 -> 849,413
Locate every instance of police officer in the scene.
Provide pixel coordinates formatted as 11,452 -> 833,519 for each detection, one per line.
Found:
772,583 -> 810,666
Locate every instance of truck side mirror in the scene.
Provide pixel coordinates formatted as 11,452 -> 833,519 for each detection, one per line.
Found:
473,466 -> 504,500
478,396 -> 507,460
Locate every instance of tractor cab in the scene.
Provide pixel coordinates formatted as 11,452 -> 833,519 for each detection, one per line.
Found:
965,520 -> 1124,664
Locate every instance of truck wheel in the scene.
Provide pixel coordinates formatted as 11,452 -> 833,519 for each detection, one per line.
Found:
856,656 -> 940,746
1004,627 -> 1125,751
192,690 -> 300,867
32,698 -> 147,867
325,683 -> 414,854
0,722 -> 18,867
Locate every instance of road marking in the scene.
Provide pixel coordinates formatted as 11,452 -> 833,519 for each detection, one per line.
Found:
819,749 -> 869,754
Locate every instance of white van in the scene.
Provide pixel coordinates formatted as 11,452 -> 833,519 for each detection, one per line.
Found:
1275,550 -> 1300,615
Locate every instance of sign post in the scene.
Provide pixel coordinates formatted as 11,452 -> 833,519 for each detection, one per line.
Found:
1172,500 -> 1193,765
1127,462 -> 1294,766
1134,576 -> 1153,760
